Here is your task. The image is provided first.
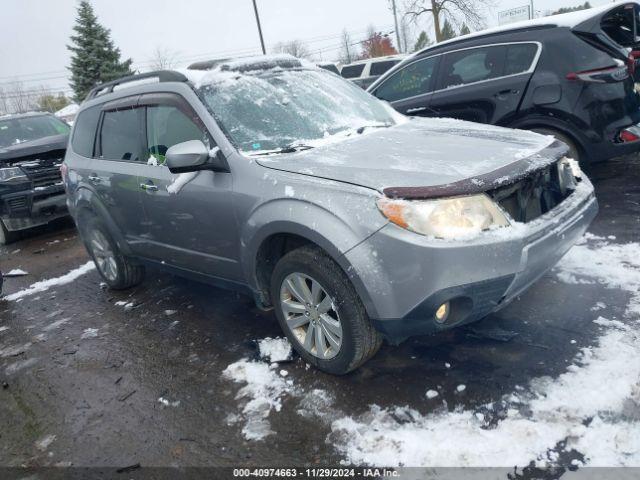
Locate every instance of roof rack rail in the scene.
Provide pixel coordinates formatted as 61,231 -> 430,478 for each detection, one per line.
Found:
84,70 -> 188,101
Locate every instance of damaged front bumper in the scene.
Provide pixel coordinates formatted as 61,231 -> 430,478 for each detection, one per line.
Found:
344,177 -> 598,343
1,183 -> 68,231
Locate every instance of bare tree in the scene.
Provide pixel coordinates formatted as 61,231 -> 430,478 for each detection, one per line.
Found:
405,0 -> 492,42
149,46 -> 178,70
273,39 -> 311,59
339,29 -> 355,64
7,81 -> 35,114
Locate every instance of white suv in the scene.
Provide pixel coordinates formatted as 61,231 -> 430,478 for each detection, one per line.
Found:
340,54 -> 406,89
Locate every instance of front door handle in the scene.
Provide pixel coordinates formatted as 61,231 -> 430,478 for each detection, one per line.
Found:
140,182 -> 158,192
88,175 -> 101,183
406,106 -> 428,114
494,89 -> 519,98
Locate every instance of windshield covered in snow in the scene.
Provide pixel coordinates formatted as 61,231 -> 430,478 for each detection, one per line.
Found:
0,115 -> 70,148
196,68 -> 397,154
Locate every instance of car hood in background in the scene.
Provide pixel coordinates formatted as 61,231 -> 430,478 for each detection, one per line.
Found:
256,118 -> 567,198
0,134 -> 68,164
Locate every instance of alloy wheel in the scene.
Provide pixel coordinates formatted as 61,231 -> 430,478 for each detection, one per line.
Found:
279,272 -> 343,359
89,230 -> 118,282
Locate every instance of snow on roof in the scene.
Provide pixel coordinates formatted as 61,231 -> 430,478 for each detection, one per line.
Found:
55,103 -> 79,117
422,0 -> 639,53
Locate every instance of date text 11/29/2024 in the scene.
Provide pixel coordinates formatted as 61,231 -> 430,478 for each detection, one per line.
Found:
232,468 -> 399,478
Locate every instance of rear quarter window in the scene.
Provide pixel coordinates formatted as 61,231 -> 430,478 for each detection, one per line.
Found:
71,106 -> 101,158
504,43 -> 539,75
370,60 -> 400,76
341,64 -> 366,79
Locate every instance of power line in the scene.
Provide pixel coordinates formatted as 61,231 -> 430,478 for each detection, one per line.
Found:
0,26 -> 376,85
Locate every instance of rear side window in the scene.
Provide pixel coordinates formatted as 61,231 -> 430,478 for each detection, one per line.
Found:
504,43 -> 538,76
439,45 -> 507,90
146,105 -> 209,163
341,64 -> 365,79
99,108 -> 142,162
370,60 -> 400,76
374,56 -> 438,102
71,106 -> 101,157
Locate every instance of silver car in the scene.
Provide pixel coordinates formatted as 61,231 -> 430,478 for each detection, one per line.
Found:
63,55 -> 597,374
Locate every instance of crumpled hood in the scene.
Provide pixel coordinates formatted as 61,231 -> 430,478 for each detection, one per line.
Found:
0,134 -> 68,164
256,118 -> 566,197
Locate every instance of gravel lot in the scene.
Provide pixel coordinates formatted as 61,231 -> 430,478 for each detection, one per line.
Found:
0,156 -> 638,473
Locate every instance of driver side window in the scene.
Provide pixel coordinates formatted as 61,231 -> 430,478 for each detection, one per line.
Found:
146,105 -> 209,165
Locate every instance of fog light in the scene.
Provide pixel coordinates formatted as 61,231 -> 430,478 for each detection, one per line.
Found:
435,302 -> 450,324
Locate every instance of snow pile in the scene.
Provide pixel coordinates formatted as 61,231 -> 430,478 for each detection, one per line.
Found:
222,359 -> 296,440
54,103 -> 79,118
81,328 -> 99,339
3,262 -> 95,301
257,337 -> 292,363
555,234 -> 640,316
5,269 -> 28,276
329,236 -> 640,467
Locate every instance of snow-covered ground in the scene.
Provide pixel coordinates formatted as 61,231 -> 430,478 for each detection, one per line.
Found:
222,234 -> 640,468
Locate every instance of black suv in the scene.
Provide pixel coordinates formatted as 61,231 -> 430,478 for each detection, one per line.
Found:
0,112 -> 70,244
368,2 -> 640,163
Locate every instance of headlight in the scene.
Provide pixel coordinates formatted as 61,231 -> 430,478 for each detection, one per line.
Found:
377,194 -> 510,240
0,167 -> 27,183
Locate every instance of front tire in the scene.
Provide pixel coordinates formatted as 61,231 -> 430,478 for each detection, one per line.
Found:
271,245 -> 382,375
0,221 -> 18,246
79,215 -> 145,290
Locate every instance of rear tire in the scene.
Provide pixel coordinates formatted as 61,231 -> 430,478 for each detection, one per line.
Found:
270,245 -> 382,375
530,128 -> 582,162
79,215 -> 145,290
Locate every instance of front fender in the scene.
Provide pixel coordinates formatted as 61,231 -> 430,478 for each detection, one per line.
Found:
72,186 -> 132,256
240,198 -> 384,317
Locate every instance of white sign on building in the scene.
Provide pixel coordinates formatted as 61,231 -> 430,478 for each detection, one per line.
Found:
498,5 -> 532,25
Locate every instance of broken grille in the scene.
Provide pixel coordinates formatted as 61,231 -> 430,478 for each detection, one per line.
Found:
487,161 -> 575,223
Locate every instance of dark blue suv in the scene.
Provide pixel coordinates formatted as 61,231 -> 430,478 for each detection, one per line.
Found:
369,2 -> 640,164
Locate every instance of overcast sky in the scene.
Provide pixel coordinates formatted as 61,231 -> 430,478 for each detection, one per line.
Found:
0,0 -> 613,98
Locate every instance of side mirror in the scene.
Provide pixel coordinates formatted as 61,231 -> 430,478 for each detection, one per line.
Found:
165,140 -> 228,174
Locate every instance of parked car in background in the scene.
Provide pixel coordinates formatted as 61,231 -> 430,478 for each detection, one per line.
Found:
369,2 -> 640,164
0,112 -> 70,244
64,55 -> 596,374
341,54 -> 406,89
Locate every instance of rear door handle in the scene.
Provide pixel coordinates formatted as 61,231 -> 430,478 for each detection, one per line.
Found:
88,175 -> 101,183
406,106 -> 428,114
140,182 -> 158,192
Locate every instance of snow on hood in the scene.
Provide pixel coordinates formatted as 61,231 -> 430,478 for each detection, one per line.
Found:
255,117 -> 559,194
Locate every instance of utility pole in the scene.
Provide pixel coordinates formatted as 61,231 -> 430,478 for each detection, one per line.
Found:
391,0 -> 402,53
530,0 -> 535,19
252,0 -> 266,55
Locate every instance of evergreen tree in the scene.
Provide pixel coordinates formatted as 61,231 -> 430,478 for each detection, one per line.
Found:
67,1 -> 133,102
459,23 -> 471,36
552,2 -> 592,15
413,31 -> 431,52
440,19 -> 457,41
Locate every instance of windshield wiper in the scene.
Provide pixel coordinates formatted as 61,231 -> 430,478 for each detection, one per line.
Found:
248,143 -> 315,156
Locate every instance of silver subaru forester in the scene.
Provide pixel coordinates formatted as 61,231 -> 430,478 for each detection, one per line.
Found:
63,55 -> 597,374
